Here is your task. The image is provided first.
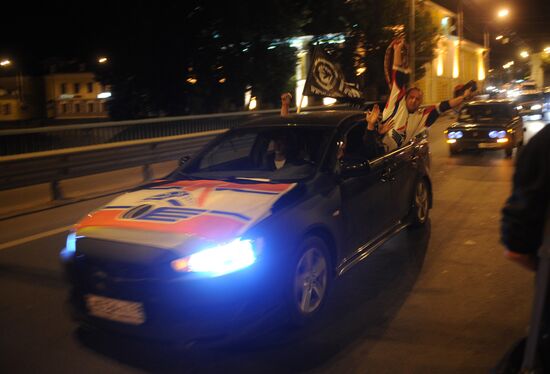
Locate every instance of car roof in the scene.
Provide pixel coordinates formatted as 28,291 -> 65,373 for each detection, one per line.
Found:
241,110 -> 364,128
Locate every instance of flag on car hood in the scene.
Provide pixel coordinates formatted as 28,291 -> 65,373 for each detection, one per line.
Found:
303,46 -> 364,100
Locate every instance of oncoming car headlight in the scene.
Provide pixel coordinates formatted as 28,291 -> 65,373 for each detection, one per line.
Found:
171,238 -> 259,277
447,131 -> 463,139
489,130 -> 507,139
530,104 -> 542,111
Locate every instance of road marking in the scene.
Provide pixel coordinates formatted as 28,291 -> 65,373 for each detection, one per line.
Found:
0,225 -> 72,251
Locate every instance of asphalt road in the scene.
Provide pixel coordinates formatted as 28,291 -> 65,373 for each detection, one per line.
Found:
1,113 -> 548,374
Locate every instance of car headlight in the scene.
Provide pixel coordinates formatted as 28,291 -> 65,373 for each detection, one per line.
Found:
447,131 -> 463,139
489,130 -> 507,139
530,104 -> 542,111
516,105 -> 523,110
171,238 -> 257,277
60,231 -> 79,261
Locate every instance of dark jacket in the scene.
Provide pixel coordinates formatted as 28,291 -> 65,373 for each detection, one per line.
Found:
501,125 -> 550,254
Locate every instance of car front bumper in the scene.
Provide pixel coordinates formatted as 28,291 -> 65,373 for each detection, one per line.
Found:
62,250 -> 284,343
447,138 -> 512,150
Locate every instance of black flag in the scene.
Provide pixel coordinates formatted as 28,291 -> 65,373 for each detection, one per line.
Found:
303,46 -> 364,100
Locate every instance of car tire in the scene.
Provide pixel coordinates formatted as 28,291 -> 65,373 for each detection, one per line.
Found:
284,236 -> 331,327
410,178 -> 430,227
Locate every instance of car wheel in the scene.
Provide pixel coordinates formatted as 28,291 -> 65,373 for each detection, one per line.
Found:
410,178 -> 430,227
285,236 -> 331,327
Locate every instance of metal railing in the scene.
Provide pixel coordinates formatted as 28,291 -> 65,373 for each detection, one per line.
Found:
0,105 -> 351,156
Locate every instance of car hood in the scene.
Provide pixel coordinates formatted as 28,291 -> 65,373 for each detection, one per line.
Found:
75,179 -> 296,249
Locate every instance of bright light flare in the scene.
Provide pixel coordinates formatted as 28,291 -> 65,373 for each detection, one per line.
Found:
497,138 -> 509,143
323,97 -> 337,106
497,9 -> 509,18
495,35 -> 504,41
171,238 -> 257,276
249,96 -> 257,110
520,51 -> 529,58
98,57 -> 108,64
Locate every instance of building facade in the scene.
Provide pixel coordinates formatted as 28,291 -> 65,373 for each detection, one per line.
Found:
44,73 -> 109,120
415,1 -> 487,104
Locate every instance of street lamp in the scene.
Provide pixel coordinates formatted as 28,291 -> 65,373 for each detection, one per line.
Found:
497,8 -> 509,18
495,35 -> 503,41
98,57 -> 108,64
0,59 -> 12,67
520,51 -> 529,59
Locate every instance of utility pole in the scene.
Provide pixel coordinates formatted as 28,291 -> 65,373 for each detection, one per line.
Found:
409,0 -> 415,84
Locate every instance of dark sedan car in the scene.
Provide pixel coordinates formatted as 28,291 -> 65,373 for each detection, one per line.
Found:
445,100 -> 524,157
60,110 -> 432,344
514,92 -> 545,117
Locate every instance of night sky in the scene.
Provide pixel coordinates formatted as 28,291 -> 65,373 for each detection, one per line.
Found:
2,0 -> 549,72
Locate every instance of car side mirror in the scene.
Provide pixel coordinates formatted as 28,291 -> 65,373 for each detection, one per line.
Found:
339,158 -> 371,177
179,155 -> 191,166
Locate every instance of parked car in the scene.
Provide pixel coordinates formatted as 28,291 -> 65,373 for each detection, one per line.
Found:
445,100 -> 524,157
514,92 -> 545,117
60,110 -> 432,344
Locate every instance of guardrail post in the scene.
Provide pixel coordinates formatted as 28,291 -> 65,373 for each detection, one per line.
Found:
143,164 -> 152,181
51,180 -> 63,200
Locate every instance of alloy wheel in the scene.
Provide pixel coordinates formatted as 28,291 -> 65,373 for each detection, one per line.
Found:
293,247 -> 328,314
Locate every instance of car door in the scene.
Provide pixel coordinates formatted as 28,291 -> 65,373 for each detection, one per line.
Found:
338,126 -> 394,251
384,139 -> 419,222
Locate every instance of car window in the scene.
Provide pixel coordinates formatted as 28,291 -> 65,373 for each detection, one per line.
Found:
458,104 -> 513,123
198,132 -> 256,170
182,126 -> 334,182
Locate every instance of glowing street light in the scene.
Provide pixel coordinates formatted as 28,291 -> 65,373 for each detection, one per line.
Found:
503,61 -> 514,69
495,35 -> 503,41
520,51 -> 529,58
497,8 -> 509,18
544,47 -> 550,54
98,57 -> 108,64
0,59 -> 12,67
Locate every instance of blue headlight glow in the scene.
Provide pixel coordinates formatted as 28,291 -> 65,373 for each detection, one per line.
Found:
489,130 -> 507,139
172,238 -> 257,277
66,232 -> 77,253
447,131 -> 463,139
60,231 -> 81,261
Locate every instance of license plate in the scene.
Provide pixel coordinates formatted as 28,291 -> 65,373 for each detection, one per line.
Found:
478,142 -> 500,149
86,294 -> 145,325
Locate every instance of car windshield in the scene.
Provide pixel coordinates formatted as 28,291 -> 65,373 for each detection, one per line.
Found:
517,94 -> 543,103
175,126 -> 335,182
458,104 -> 514,123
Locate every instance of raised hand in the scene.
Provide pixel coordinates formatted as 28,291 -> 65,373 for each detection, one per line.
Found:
378,119 -> 395,135
366,104 -> 380,130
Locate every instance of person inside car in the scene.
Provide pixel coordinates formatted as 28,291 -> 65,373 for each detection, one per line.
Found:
381,37 -> 475,152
